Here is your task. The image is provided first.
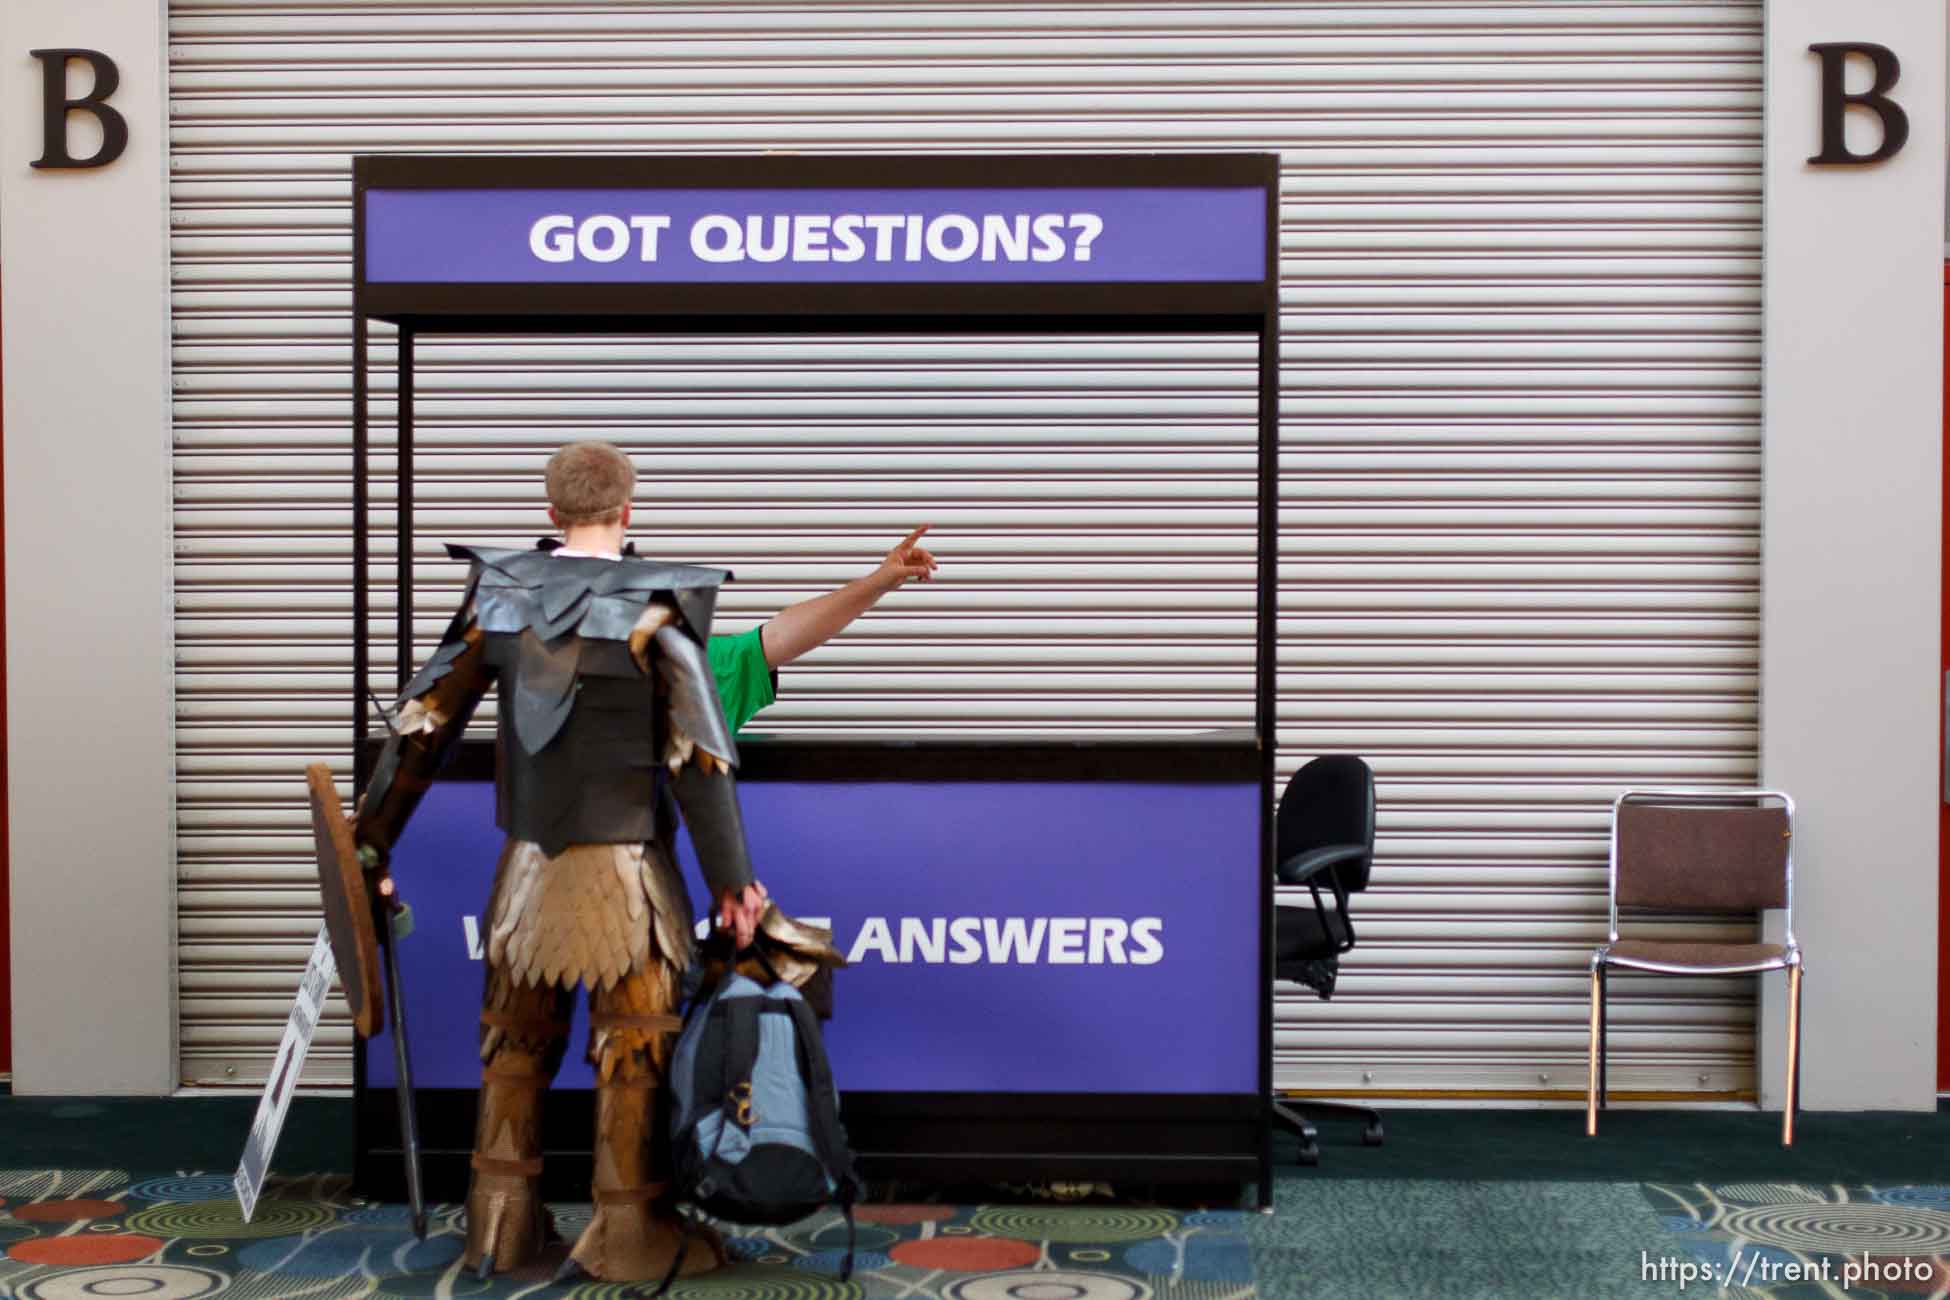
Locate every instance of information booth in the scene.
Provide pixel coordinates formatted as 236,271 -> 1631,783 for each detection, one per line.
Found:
347,153 -> 1282,1204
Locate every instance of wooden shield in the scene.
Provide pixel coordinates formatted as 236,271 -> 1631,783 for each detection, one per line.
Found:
307,763 -> 384,1038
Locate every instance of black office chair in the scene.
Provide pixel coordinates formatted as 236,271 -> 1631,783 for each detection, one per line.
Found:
1270,754 -> 1383,1165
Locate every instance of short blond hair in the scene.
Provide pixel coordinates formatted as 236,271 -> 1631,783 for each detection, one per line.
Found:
545,441 -> 636,525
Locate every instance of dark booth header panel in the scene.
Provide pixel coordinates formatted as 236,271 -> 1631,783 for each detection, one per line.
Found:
352,153 -> 1278,328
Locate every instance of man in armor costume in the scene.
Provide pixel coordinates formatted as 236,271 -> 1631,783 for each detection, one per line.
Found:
353,441 -> 789,1283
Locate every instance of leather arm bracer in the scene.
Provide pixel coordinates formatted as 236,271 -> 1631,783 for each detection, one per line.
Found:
655,622 -> 754,897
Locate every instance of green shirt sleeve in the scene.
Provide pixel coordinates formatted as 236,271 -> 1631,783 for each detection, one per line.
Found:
707,626 -> 777,735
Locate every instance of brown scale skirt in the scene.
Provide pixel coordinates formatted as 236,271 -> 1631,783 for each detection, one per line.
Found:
477,837 -> 693,1064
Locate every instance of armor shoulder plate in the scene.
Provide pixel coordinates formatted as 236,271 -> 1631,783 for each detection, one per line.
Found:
392,561 -> 484,708
447,543 -> 729,645
654,622 -> 738,767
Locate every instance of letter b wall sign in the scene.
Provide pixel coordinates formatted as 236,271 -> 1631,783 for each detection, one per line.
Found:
1809,42 -> 1910,165
28,48 -> 128,169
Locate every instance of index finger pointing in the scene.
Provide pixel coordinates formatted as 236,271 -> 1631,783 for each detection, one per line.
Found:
897,524 -> 931,549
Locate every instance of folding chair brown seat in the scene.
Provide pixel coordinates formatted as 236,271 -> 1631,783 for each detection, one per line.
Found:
1585,789 -> 1802,1145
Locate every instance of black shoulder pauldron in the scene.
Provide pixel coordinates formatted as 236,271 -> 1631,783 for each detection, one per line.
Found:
449,544 -> 729,644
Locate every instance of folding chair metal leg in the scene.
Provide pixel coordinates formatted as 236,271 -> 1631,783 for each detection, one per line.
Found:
1783,963 -> 1802,1147
1597,965 -> 1608,1112
1585,966 -> 1602,1136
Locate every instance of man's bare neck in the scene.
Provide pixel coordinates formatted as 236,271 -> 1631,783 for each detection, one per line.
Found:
558,523 -> 626,557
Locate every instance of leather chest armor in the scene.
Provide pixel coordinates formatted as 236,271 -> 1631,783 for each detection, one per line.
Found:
485,634 -> 664,854
373,543 -> 744,863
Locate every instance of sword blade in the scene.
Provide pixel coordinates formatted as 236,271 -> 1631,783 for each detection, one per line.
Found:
379,915 -> 428,1240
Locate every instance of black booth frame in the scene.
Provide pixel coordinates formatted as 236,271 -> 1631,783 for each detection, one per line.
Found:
348,152 -> 1281,1205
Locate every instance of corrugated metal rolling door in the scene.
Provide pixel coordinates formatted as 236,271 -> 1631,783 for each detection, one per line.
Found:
167,2 -> 1763,1093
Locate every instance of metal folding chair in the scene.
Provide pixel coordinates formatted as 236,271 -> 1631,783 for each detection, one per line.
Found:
1586,789 -> 1802,1145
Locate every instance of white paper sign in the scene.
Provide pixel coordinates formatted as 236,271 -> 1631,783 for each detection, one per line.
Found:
234,926 -> 336,1221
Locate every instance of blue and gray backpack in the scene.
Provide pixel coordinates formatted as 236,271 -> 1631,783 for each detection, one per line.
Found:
664,961 -> 863,1289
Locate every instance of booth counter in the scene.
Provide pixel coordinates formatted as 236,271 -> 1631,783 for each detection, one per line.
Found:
344,153 -> 1281,1204
356,729 -> 1267,1199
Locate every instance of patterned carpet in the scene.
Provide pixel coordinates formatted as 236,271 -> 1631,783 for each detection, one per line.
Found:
0,1170 -> 1256,1300
1642,1181 -> 1950,1298
9,1168 -> 1950,1299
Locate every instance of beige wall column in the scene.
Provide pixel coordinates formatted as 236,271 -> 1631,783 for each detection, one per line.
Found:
0,1 -> 174,1093
1761,0 -> 1946,1110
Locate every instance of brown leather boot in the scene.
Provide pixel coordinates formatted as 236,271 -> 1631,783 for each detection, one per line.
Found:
462,985 -> 570,1278
462,1068 -> 552,1275
567,1077 -> 726,1281
566,985 -> 727,1284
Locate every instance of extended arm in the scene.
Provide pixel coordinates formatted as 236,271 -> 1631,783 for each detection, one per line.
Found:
758,525 -> 938,669
355,605 -> 495,865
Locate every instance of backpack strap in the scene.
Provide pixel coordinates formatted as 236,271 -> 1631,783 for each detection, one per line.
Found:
650,1210 -> 701,1298
747,944 -> 785,986
721,996 -> 763,1133
683,992 -> 762,1183
783,999 -> 860,1195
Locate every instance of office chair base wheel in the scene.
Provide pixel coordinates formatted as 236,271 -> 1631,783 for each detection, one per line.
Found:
1270,1101 -> 1321,1166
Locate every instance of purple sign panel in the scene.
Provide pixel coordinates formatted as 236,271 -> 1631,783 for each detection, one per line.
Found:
363,187 -> 1265,285
368,778 -> 1259,1094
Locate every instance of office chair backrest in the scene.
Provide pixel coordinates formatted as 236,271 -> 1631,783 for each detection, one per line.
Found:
1276,755 -> 1376,893
1614,801 -> 1789,913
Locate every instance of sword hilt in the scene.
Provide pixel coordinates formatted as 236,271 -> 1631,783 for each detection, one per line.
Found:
368,689 -> 400,737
